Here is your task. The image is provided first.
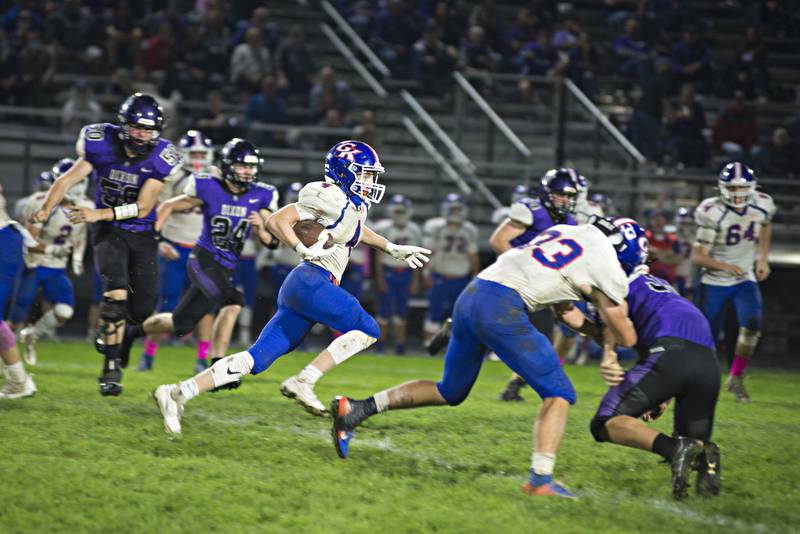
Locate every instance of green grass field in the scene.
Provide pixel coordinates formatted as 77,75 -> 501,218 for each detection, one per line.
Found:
2,341 -> 799,533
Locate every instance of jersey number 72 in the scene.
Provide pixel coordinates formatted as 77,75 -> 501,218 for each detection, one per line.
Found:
528,230 -> 583,270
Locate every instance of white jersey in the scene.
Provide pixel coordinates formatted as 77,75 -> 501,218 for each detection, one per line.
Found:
296,181 -> 368,281
479,224 -> 628,311
161,169 -> 204,245
423,217 -> 479,278
372,218 -> 423,269
694,193 -> 776,286
575,196 -> 605,225
273,244 -> 302,267
23,192 -> 93,269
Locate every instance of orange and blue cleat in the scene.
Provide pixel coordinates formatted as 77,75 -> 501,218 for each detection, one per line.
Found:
521,480 -> 578,499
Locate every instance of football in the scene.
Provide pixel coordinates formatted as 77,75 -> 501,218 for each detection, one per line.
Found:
293,220 -> 333,248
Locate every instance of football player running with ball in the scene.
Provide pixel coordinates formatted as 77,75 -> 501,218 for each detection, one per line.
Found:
331,217 -> 638,498
153,140 -> 430,433
691,162 -> 775,403
120,139 -> 278,379
31,93 -> 182,396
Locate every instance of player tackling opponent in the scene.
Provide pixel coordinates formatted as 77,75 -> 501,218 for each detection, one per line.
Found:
331,216 -> 639,498
152,140 -> 430,433
692,162 -> 775,402
31,93 -> 182,396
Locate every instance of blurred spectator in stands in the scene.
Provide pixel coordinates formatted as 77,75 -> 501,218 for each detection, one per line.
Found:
505,7 -> 540,57
163,19 -> 221,101
2,1 -> 44,35
517,29 -> 567,104
245,75 -> 287,147
671,25 -> 712,94
370,0 -> 420,77
46,0 -> 101,74
61,81 -> 101,135
645,209 -> 682,284
199,3 -> 231,74
759,127 -> 797,179
0,29 -> 19,105
317,108 -> 347,150
613,17 -> 654,81
196,89 -> 231,144
468,0 -> 503,51
231,7 -> 280,53
309,66 -> 352,123
553,15 -> 596,95
461,25 -> 501,74
334,0 -> 373,38
628,58 -> 672,163
275,26 -> 315,101
411,23 -> 457,95
230,27 -> 272,92
104,2 -> 142,70
431,1 -> 466,48
17,27 -> 54,107
749,0 -> 793,42
663,83 -> 709,168
731,26 -> 769,101
143,20 -> 177,75
352,109 -> 381,151
712,91 -> 759,163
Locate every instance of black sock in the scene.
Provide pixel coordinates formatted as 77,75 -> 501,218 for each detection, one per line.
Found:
104,344 -> 120,371
652,433 -> 678,461
507,376 -> 526,392
362,397 -> 379,418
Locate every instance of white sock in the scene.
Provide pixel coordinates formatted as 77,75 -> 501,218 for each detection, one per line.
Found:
532,453 -> 556,476
5,362 -> 27,383
297,364 -> 323,385
374,390 -> 390,412
34,310 -> 59,337
238,307 -> 252,345
174,379 -> 199,404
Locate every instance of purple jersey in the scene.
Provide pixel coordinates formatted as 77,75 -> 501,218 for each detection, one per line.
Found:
509,197 -> 577,248
77,123 -> 180,233
188,175 -> 277,269
627,273 -> 716,352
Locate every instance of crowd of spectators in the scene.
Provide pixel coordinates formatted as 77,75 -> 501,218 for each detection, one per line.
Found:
1,0 -> 799,176
0,0 -> 369,151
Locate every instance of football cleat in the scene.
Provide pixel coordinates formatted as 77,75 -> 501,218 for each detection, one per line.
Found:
208,357 -> 242,393
727,376 -> 752,403
280,375 -> 328,416
426,317 -> 452,355
331,396 -> 358,459
137,353 -> 154,372
671,437 -> 704,499
499,377 -> 527,402
0,374 -> 37,399
153,384 -> 183,434
20,326 -> 38,366
696,441 -> 721,496
99,365 -> 123,397
521,481 -> 578,499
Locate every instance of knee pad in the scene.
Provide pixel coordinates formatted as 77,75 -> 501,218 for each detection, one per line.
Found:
0,321 -> 16,351
327,330 -> 377,365
358,315 -> 380,340
436,380 -> 468,406
590,415 -> 611,443
527,368 -> 577,405
99,297 -> 127,333
209,351 -> 254,388
737,328 -> 760,348
53,303 -> 74,321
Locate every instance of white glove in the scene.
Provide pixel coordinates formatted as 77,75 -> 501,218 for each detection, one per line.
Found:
44,244 -> 71,258
295,230 -> 337,261
72,258 -> 84,277
385,242 -> 431,269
